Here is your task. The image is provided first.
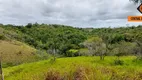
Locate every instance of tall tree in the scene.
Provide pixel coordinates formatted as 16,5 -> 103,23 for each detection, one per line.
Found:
83,37 -> 107,60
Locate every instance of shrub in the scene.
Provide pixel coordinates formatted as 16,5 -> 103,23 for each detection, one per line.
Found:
49,58 -> 56,64
66,49 -> 79,57
114,59 -> 124,65
133,57 -> 142,63
2,62 -> 15,68
45,69 -> 62,80
0,34 -> 5,40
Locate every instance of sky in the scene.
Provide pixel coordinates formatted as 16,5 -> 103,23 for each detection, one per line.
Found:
0,0 -> 142,28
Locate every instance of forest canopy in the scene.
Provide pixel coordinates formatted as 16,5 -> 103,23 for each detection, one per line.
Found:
0,23 -> 142,58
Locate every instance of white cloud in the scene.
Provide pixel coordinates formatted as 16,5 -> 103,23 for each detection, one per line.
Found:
0,0 -> 141,27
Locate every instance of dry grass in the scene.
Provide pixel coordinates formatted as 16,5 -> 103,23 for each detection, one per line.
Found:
0,40 -> 37,67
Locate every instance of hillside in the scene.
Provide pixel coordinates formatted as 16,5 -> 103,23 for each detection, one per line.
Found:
0,40 -> 37,67
0,0 -> 142,80
0,24 -> 142,80
0,24 -> 142,57
0,26 -> 48,67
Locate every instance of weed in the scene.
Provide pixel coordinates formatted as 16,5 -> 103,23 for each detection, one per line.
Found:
45,69 -> 62,80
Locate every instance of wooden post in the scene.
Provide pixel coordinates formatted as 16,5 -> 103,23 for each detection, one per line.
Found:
0,52 -> 4,80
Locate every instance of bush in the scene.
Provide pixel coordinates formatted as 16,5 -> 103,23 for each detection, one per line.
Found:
0,34 -> 5,40
136,56 -> 142,60
2,62 -> 15,68
66,49 -> 79,57
45,69 -> 62,80
133,57 -> 142,62
114,59 -> 124,65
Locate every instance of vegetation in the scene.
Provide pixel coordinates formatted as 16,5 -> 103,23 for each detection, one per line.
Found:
0,23 -> 142,80
0,24 -> 142,58
83,37 -> 107,60
0,40 -> 42,68
3,56 -> 142,80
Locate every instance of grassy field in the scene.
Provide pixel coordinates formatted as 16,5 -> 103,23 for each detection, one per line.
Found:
3,56 -> 142,80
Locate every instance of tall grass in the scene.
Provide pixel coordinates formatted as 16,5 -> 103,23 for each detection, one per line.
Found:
3,56 -> 142,80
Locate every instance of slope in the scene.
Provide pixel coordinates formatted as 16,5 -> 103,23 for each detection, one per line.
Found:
0,27 -> 40,67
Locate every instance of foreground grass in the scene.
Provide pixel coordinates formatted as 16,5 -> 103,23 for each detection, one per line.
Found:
3,56 -> 142,80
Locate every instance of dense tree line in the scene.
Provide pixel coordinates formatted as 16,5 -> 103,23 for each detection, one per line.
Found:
0,23 -> 142,59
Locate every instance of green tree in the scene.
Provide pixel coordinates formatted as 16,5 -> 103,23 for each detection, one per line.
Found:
83,37 -> 107,60
25,23 -> 32,28
135,41 -> 142,60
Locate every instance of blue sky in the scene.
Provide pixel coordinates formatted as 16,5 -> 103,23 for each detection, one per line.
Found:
0,0 -> 142,28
